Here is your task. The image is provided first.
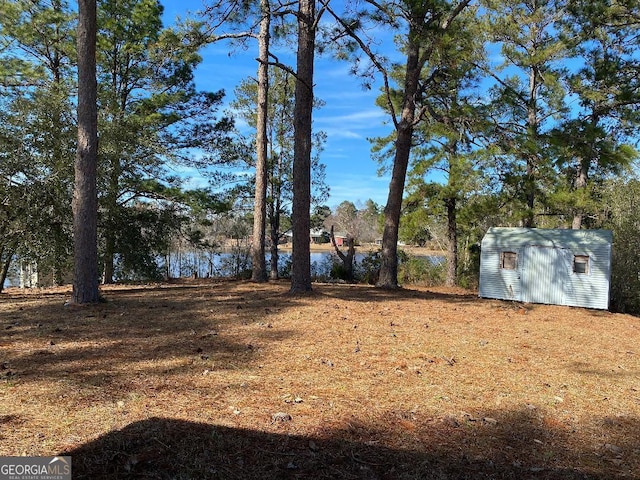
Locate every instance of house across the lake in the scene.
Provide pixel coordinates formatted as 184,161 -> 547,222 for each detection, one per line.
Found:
282,229 -> 331,245
479,227 -> 613,310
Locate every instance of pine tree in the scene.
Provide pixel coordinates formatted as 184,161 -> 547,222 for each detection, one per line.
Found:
481,0 -> 569,227
290,0 -> 319,293
72,0 -> 99,304
96,0 -> 235,283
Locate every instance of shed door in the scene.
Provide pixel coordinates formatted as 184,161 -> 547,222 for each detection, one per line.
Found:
521,246 -> 568,305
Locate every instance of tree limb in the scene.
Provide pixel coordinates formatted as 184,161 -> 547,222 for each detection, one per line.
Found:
330,224 -> 347,262
320,0 -> 398,129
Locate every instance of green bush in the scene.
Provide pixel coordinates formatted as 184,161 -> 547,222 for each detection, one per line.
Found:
355,250 -> 381,285
218,247 -> 251,279
398,254 -> 445,286
330,262 -> 349,280
457,243 -> 481,290
277,256 -> 292,279
312,254 -> 334,282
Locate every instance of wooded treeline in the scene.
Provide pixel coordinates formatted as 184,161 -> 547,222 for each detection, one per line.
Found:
1,0 -> 638,311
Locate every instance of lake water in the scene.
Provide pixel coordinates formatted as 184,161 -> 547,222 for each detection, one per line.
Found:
162,251 -> 361,279
162,250 -> 444,279
3,250 -> 445,287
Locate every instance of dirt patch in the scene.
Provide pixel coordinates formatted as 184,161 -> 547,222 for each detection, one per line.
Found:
1,280 -> 639,479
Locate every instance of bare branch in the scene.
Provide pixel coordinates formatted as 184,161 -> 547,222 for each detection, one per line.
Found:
442,0 -> 472,30
209,31 -> 258,42
256,52 -> 312,92
320,0 -> 398,129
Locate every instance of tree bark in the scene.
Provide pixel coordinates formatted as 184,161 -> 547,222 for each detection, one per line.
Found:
289,0 -> 315,293
524,154 -> 536,228
72,0 -> 99,304
445,197 -> 457,286
523,62 -> 542,228
50,0 -> 68,287
251,0 -> 270,282
572,156 -> 588,229
268,189 -> 281,280
376,25 -> 420,289
0,246 -> 12,294
101,154 -> 121,284
102,233 -> 115,284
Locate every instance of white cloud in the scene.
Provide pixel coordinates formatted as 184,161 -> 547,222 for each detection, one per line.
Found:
322,128 -> 363,140
315,108 -> 388,135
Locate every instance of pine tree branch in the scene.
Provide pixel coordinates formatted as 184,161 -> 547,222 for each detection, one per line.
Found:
320,0 -> 398,130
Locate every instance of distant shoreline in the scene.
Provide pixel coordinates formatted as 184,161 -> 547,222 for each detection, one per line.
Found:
278,242 -> 446,257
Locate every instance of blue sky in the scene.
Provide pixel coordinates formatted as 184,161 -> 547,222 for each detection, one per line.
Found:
162,1 -> 394,209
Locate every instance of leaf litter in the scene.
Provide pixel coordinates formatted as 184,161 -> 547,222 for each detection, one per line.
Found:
1,279 -> 639,479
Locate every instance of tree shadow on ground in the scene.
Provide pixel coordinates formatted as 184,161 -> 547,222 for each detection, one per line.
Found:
1,281 -> 302,389
63,407 -> 638,480
313,283 -> 481,307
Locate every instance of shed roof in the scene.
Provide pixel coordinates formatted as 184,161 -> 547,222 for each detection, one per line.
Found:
481,227 -> 612,249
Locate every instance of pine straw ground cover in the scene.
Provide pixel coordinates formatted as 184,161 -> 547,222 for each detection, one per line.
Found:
1,280 -> 639,480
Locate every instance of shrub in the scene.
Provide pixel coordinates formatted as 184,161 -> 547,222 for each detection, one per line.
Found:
218,246 -> 252,279
398,254 -> 445,286
355,250 -> 381,285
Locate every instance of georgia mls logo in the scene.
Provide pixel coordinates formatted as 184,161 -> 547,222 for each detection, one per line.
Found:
0,456 -> 71,480
48,457 -> 70,474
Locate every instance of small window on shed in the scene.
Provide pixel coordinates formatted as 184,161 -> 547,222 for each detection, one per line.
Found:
573,255 -> 590,274
500,251 -> 517,270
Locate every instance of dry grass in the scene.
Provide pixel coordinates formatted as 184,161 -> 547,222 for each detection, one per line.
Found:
1,279 -> 639,479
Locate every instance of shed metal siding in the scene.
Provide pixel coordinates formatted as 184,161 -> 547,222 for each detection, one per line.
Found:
521,245 -> 568,305
563,242 -> 611,309
479,228 -> 612,309
479,246 -> 522,301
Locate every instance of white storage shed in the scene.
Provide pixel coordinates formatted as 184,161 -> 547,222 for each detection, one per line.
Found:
479,227 -> 613,310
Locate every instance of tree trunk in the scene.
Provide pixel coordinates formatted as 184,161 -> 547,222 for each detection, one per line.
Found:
72,0 -> 99,304
251,0 -> 270,283
445,197 -> 457,287
377,26 -> 420,289
572,154 -> 589,229
268,112 -> 285,280
102,233 -> 115,284
330,225 -> 355,281
289,0 -> 315,293
523,155 -> 536,228
523,64 -> 541,228
269,226 -> 279,280
102,161 -> 120,284
0,246 -> 12,294
269,193 -> 280,280
51,0 -> 70,287
572,169 -> 587,229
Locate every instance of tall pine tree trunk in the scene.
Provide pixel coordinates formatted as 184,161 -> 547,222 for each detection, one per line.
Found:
51,0 -> 69,286
251,0 -> 270,282
101,171 -> 119,284
268,186 -> 281,280
377,27 -> 419,289
72,0 -> 99,304
445,197 -> 457,286
572,112 -> 599,230
290,0 -> 315,293
102,233 -> 115,284
572,157 -> 588,229
524,154 -> 536,228
523,64 -> 542,228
